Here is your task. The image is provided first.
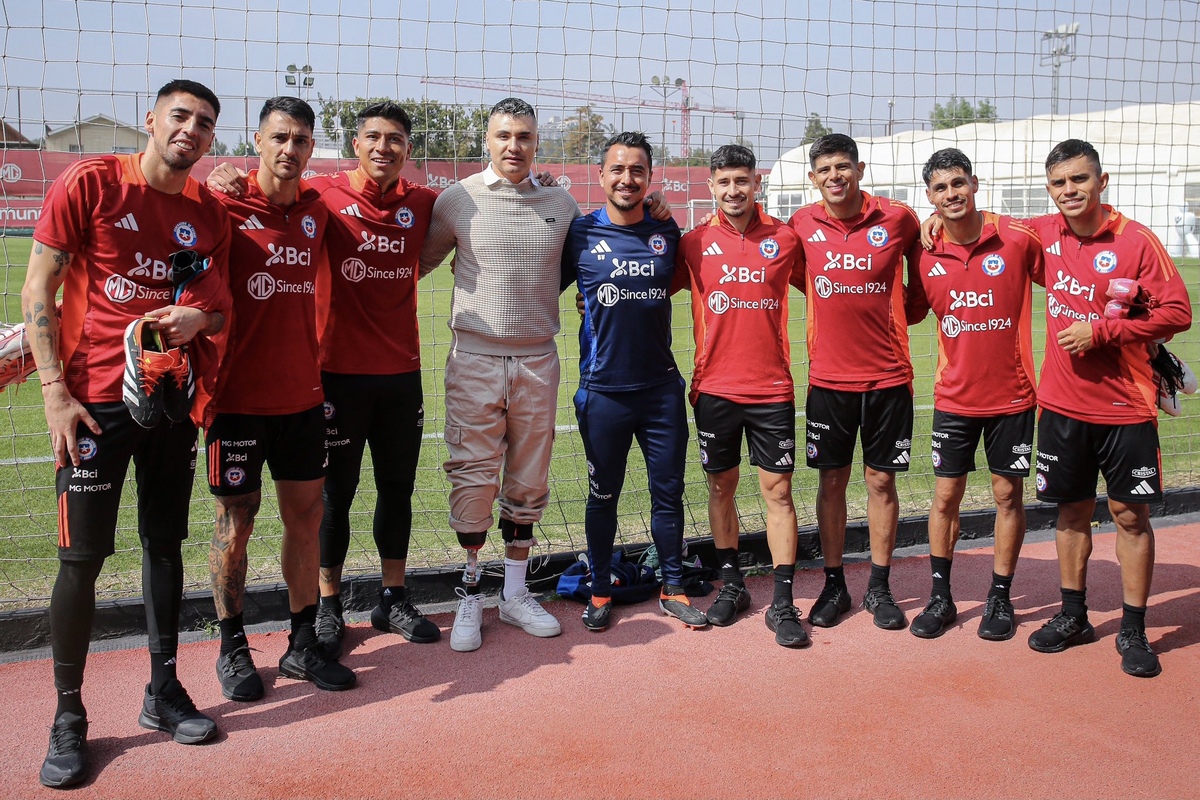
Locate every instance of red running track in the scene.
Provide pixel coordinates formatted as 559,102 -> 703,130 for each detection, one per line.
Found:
2,522 -> 1198,799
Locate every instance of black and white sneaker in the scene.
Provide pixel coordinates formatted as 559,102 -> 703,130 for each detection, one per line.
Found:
909,595 -> 957,639
279,641 -> 356,691
371,597 -> 441,643
1028,612 -> 1095,653
122,317 -> 168,428
659,592 -> 708,629
809,582 -> 852,628
39,711 -> 88,788
765,602 -> 810,648
706,582 -> 751,627
581,597 -> 612,632
1116,628 -> 1161,678
137,679 -> 217,744
215,645 -> 264,702
977,595 -> 1017,641
863,586 -> 907,630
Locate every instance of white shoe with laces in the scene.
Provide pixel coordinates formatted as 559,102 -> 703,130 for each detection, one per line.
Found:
450,587 -> 485,652
498,587 -> 562,638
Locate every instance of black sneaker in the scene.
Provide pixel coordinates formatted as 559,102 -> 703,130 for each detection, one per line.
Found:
39,711 -> 88,788
977,595 -> 1017,641
121,317 -> 168,428
863,586 -> 907,630
215,645 -> 264,702
371,597 -> 441,643
809,582 -> 852,628
279,642 -> 357,691
581,598 -> 612,632
315,603 -> 345,660
1115,628 -> 1161,678
137,679 -> 217,744
765,602 -> 811,648
660,593 -> 709,629
909,595 -> 957,639
1028,612 -> 1095,653
706,582 -> 751,626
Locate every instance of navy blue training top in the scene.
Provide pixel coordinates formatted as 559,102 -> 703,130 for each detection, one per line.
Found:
562,207 -> 682,392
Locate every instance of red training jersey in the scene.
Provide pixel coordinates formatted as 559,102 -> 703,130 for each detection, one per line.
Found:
908,212 -> 1044,416
211,171 -> 328,415
676,205 -> 803,405
1031,207 -> 1192,424
34,154 -> 231,404
788,192 -> 922,392
311,170 -> 437,375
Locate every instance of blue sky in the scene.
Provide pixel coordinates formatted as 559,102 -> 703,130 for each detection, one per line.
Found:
2,0 -> 1196,161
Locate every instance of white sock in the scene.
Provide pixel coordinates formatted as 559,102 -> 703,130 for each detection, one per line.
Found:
502,557 -> 527,599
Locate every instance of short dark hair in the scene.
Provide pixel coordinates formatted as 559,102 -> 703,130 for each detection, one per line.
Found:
808,133 -> 857,166
155,79 -> 221,118
1045,139 -> 1102,175
710,143 -> 756,172
599,131 -> 653,168
356,101 -> 412,135
258,96 -> 315,133
489,97 -> 537,121
922,148 -> 974,186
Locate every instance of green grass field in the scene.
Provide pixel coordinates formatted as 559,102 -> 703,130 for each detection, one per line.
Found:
1,232 -> 1197,607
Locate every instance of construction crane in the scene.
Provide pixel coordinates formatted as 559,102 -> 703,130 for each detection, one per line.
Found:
420,77 -> 739,158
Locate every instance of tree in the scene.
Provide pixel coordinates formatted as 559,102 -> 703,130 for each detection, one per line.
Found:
316,96 -> 490,159
929,96 -> 998,130
801,113 -> 833,145
232,136 -> 255,156
559,106 -> 613,162
209,138 -> 229,156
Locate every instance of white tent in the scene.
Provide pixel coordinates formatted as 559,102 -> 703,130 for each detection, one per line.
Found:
766,101 -> 1200,255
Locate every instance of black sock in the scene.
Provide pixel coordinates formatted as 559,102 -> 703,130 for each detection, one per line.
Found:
716,548 -> 742,586
55,687 -> 85,719
219,613 -> 247,657
773,565 -> 795,606
149,650 -> 177,695
988,572 -> 1013,600
290,605 -> 318,649
1061,588 -> 1088,620
381,585 -> 406,609
1121,603 -> 1147,633
868,563 -> 891,592
319,593 -> 343,615
824,565 -> 846,589
930,556 -> 952,599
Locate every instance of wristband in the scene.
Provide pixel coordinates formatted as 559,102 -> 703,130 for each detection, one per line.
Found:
40,376 -> 65,389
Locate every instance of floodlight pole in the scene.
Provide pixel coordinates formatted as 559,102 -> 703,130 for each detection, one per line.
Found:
1040,23 -> 1079,115
284,64 -> 316,99
649,75 -> 684,159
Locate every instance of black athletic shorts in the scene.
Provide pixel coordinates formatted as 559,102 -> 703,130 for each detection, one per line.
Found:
693,393 -> 796,474
205,404 -> 327,496
56,402 -> 198,560
1035,408 -> 1162,504
931,408 -> 1035,478
321,370 -> 424,487
805,384 -> 913,471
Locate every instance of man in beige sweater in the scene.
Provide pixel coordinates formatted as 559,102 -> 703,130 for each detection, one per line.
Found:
420,97 -> 581,651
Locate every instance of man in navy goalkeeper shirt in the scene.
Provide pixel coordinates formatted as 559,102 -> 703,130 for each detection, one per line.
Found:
561,131 -> 707,632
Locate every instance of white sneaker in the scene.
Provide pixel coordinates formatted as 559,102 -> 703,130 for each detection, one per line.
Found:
450,588 -> 485,652
498,588 -> 562,638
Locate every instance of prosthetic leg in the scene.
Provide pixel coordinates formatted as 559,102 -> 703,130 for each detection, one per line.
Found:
458,532 -> 487,590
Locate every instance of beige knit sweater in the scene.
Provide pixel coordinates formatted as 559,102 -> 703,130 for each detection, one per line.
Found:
419,170 -> 581,356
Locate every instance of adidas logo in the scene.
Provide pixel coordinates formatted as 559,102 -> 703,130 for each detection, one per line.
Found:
591,239 -> 612,259
775,452 -> 794,467
927,262 -> 947,277
340,203 -> 364,218
1010,456 -> 1030,470
114,212 -> 139,231
238,214 -> 265,231
703,242 -> 723,256
1130,480 -> 1155,496
1046,241 -> 1062,256
893,451 -> 910,465
807,229 -> 827,243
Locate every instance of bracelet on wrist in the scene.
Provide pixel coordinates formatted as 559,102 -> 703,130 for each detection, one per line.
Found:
40,377 -> 66,389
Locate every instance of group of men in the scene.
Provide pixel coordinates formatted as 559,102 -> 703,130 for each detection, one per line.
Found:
22,78 -> 1190,790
